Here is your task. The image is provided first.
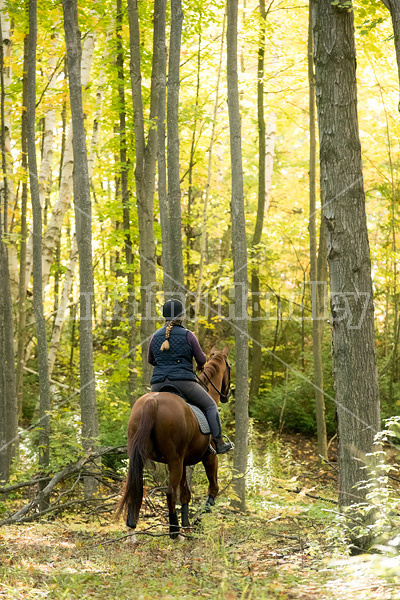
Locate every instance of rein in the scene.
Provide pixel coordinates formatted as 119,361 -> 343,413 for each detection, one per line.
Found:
196,357 -> 231,403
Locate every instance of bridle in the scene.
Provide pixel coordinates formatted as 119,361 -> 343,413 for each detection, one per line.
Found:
196,355 -> 232,403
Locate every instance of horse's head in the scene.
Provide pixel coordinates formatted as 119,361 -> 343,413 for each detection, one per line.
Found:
201,346 -> 232,404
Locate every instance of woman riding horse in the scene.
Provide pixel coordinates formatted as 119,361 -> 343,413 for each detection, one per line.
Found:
148,298 -> 233,454
117,325 -> 233,538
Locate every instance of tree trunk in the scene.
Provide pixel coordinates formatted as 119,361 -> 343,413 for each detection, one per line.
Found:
0,1 -> 18,303
0,11 -> 17,483
38,32 -> 58,212
194,8 -> 226,337
48,234 -> 78,379
227,0 -> 249,511
63,0 -> 99,498
117,0 -> 136,404
308,0 -> 327,460
157,0 -> 169,293
313,0 -> 380,510
15,34 -> 28,420
250,0 -> 275,399
127,0 -> 159,387
166,0 -> 184,298
27,0 -> 51,504
185,18 -> 202,292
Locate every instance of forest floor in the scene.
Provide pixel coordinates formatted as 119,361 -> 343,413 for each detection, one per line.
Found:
0,432 -> 399,600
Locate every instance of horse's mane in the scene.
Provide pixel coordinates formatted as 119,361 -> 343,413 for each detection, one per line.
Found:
199,352 -> 226,384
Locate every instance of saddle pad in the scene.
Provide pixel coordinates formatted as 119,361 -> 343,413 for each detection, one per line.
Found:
187,403 -> 210,435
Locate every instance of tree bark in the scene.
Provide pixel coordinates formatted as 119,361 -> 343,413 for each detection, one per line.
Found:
308,0 -> 327,460
227,0 -> 249,510
157,0 -> 169,293
15,34 -> 28,420
117,0 -> 136,403
127,0 -> 159,387
166,0 -> 184,298
313,0 -> 380,509
63,0 -> 99,498
27,0 -> 51,503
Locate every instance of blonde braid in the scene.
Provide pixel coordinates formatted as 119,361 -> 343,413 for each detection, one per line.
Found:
160,319 -> 181,351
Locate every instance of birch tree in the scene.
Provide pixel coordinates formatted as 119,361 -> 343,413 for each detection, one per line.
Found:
227,0 -> 249,510
313,0 -> 380,511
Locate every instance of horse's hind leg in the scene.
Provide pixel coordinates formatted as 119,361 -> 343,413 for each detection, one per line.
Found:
167,459 -> 183,539
202,452 -> 219,512
180,467 -> 192,528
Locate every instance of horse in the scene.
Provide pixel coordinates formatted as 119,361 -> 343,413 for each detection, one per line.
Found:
117,347 -> 232,540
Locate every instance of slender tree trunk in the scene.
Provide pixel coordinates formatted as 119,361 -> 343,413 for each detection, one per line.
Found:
157,0 -> 170,292
166,0 -> 184,298
313,0 -> 380,511
127,0 -> 160,387
194,9 -> 226,336
308,0 -> 327,460
186,18 -> 202,291
0,12 -> 16,483
0,1 -> 18,302
48,234 -> 78,379
15,34 -> 28,419
250,0 -> 275,399
38,32 -> 58,212
63,0 -> 98,498
227,0 -> 249,510
27,0 -> 51,504
117,0 -> 136,403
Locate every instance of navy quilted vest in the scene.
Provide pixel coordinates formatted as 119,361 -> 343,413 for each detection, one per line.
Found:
150,325 -> 197,384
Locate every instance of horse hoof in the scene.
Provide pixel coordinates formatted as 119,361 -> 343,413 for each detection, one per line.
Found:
125,528 -> 137,544
170,530 -> 180,540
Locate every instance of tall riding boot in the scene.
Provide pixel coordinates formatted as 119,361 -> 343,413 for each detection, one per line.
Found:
213,435 -> 233,454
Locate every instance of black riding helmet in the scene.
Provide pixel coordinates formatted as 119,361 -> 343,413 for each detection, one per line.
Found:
162,298 -> 184,321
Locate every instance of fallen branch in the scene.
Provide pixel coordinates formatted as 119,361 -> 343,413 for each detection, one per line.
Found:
0,477 -> 49,494
0,446 -> 127,527
275,484 -> 338,505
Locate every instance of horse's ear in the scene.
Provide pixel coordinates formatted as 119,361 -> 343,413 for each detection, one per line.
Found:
222,346 -> 229,357
210,345 -> 217,356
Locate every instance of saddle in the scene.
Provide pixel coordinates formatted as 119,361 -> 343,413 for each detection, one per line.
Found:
157,383 -> 211,435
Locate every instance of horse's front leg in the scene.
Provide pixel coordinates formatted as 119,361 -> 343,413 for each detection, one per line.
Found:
167,459 -> 183,539
202,452 -> 219,512
179,467 -> 192,529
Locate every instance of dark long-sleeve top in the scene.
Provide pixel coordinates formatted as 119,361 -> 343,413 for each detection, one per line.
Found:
148,328 -> 207,368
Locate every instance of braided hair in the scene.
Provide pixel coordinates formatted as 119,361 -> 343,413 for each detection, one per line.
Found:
160,318 -> 182,351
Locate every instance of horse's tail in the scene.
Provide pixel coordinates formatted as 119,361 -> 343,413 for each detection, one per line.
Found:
116,395 -> 158,527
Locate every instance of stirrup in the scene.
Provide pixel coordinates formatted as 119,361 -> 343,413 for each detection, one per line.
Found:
222,434 -> 235,450
208,443 -> 217,455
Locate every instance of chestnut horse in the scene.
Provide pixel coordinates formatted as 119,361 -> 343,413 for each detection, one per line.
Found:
117,347 -> 232,540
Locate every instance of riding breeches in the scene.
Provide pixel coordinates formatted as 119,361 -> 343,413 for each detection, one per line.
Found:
150,378 -> 222,438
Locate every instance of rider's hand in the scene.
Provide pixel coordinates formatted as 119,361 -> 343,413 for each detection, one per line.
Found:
196,364 -> 204,372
